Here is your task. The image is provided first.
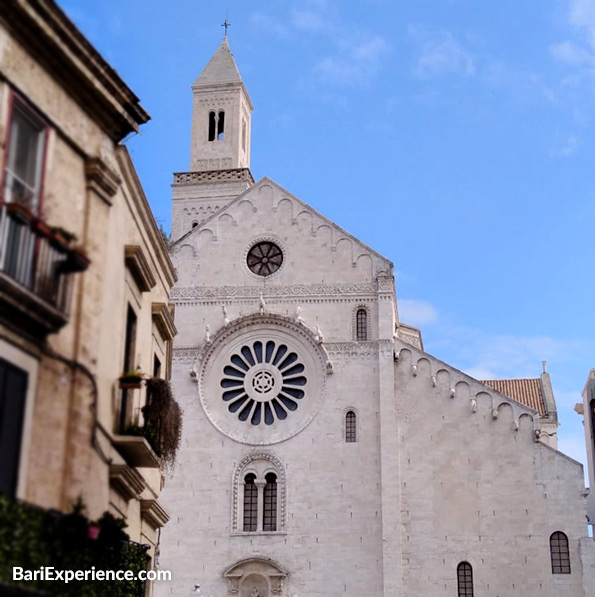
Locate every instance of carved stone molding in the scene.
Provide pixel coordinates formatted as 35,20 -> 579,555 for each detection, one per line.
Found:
174,168 -> 254,185
109,463 -> 145,501
140,498 -> 170,529
152,303 -> 177,341
172,347 -> 199,362
325,341 -> 379,360
172,282 -> 380,301
125,245 -> 156,292
85,156 -> 121,205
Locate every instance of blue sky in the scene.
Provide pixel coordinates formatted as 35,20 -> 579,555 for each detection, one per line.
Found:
58,0 -> 594,473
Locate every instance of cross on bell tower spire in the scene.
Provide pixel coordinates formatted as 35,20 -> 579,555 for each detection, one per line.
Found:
221,18 -> 230,38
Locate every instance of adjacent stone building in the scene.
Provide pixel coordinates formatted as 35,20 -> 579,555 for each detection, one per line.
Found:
0,0 -> 176,580
157,37 -> 595,597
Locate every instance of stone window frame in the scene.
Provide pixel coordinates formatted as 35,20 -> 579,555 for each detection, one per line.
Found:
232,452 -> 286,535
344,408 -> 358,443
352,304 -> 371,342
242,236 -> 286,282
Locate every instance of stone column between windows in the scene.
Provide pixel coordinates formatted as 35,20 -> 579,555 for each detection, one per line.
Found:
255,480 -> 266,532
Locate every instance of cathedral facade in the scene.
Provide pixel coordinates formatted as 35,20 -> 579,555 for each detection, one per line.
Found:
157,38 -> 594,597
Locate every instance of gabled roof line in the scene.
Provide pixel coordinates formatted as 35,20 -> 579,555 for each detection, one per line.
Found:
172,176 -> 394,268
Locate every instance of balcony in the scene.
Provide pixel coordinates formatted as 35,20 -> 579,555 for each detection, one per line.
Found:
0,202 -> 89,339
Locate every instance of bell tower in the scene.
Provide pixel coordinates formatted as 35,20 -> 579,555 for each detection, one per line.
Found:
190,36 -> 252,171
171,36 -> 255,241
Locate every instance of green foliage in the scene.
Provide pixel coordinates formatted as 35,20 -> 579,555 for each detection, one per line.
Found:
0,495 -> 149,596
143,378 -> 183,470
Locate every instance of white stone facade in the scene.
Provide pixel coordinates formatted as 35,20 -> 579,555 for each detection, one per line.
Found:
156,39 -> 594,597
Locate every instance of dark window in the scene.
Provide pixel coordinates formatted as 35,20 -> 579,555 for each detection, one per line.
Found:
4,98 -> 47,211
263,472 -> 277,531
208,111 -> 216,142
590,399 -> 595,455
550,532 -> 571,574
345,411 -> 356,443
356,308 -> 367,341
153,354 -> 162,378
191,222 -> 198,229
243,473 -> 258,532
119,305 -> 137,432
0,357 -> 28,496
217,111 -> 225,140
457,562 -> 474,597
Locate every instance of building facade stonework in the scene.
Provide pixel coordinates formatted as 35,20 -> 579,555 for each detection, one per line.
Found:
157,37 -> 595,596
0,0 -> 177,589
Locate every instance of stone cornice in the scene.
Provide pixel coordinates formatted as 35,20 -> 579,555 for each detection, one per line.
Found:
109,463 -> 146,501
140,499 -> 170,529
0,0 -> 149,140
152,302 -> 177,341
85,156 -> 121,205
125,245 -> 156,292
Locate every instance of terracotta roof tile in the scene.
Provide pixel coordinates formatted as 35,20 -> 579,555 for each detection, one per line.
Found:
481,378 -> 546,415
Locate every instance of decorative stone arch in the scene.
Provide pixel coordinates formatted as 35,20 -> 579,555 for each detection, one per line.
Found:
232,452 -> 286,534
352,303 -> 371,341
224,557 -> 288,596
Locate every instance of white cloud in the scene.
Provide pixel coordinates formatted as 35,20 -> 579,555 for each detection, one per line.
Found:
554,133 -> 581,157
250,13 -> 292,39
313,36 -> 390,87
432,325 -> 577,381
551,1 -> 595,75
291,8 -> 326,32
398,299 -> 439,326
408,25 -> 475,77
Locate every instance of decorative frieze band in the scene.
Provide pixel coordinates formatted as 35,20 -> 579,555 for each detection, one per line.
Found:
172,282 -> 383,301
173,168 -> 254,185
173,347 -> 199,362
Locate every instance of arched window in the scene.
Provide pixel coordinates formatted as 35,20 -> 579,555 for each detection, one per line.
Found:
243,473 -> 257,532
217,111 -> 225,140
345,411 -> 356,443
550,532 -> 571,574
191,221 -> 198,229
457,562 -> 473,597
208,111 -> 216,142
233,453 -> 286,533
263,472 -> 277,531
356,308 -> 367,341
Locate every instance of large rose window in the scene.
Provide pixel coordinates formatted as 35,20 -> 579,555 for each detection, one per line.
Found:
221,340 -> 306,426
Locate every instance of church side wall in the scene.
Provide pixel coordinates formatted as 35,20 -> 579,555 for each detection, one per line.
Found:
395,346 -> 586,597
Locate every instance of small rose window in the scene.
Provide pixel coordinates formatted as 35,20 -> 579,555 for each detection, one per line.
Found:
247,241 -> 283,276
220,340 -> 306,425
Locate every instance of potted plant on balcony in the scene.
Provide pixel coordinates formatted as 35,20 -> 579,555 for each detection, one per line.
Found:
118,369 -> 145,389
61,245 -> 91,273
50,226 -> 77,252
6,201 -> 33,224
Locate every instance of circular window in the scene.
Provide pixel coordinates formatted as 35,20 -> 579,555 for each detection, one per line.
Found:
246,241 -> 283,276
221,340 -> 306,426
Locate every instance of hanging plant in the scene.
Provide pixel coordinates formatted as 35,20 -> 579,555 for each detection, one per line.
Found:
142,378 -> 182,470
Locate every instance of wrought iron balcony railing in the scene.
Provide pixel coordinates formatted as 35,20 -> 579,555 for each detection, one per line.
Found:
0,201 -> 89,337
